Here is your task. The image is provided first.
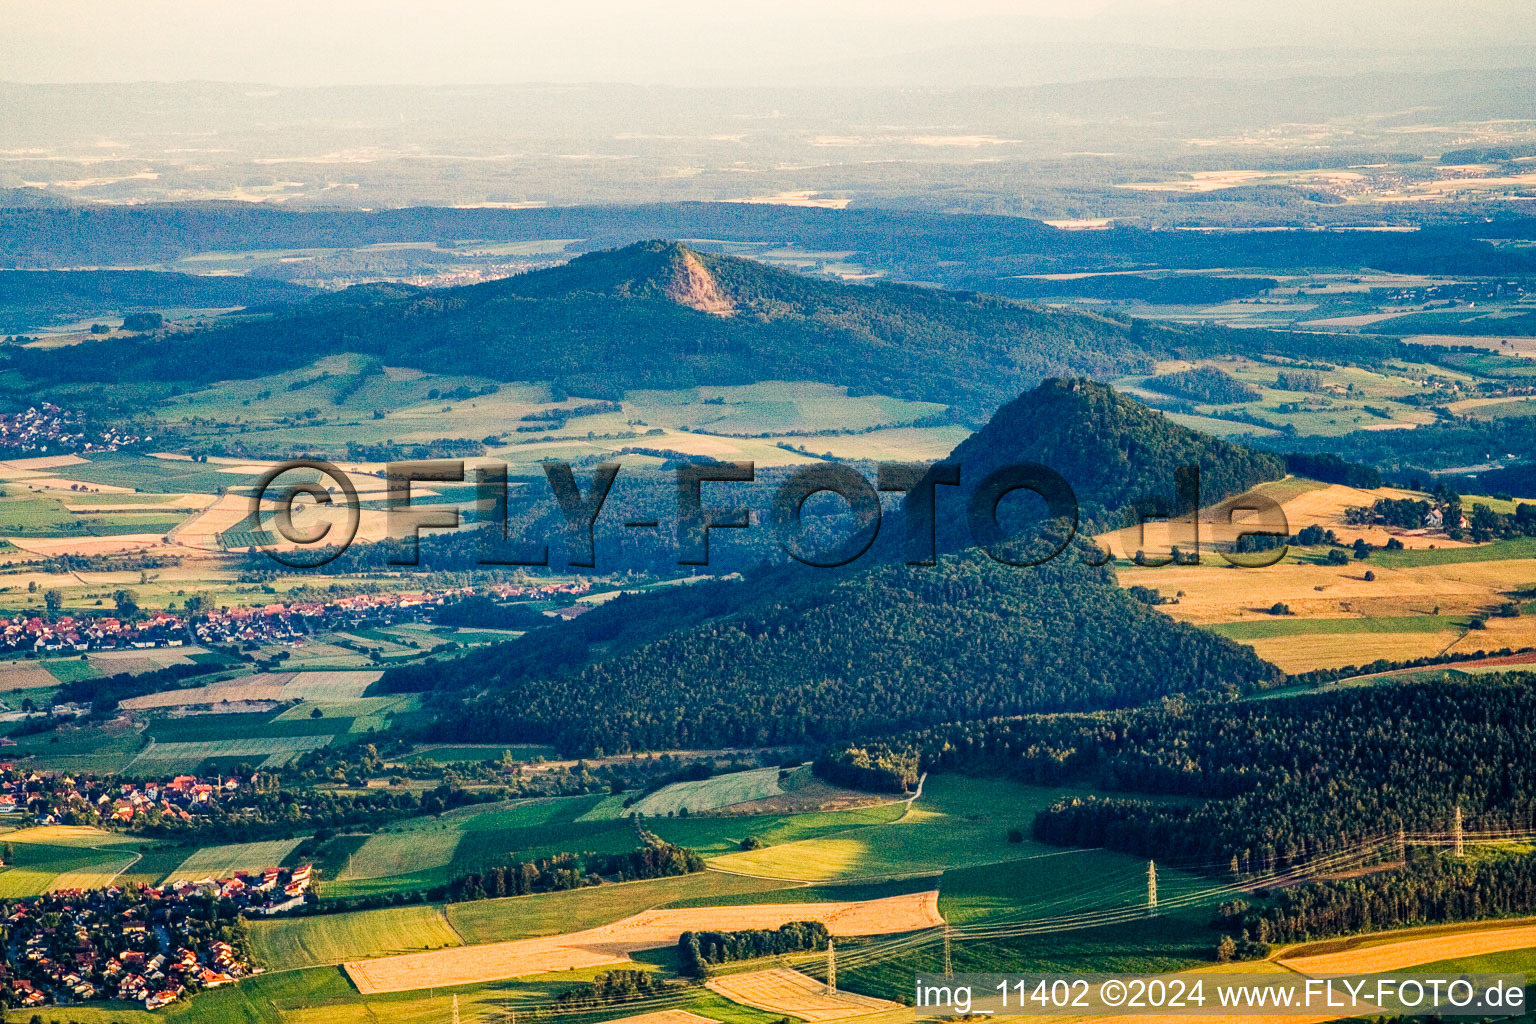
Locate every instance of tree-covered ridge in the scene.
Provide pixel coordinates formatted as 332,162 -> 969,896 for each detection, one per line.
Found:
6,241 -> 1165,417
422,547 -> 1279,755
820,676 -> 1536,870
942,378 -> 1285,529
1143,366 -> 1261,405
0,269 -> 315,329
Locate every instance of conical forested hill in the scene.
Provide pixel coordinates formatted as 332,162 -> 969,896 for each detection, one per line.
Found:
939,377 -> 1286,531
9,241 -> 1164,416
394,378 -> 1286,755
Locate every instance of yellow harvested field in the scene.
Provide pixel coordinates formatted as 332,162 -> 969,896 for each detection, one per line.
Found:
1101,482 -> 1472,563
599,1013 -> 720,1024
1275,484 -> 1468,549
7,534 -> 167,556
706,969 -> 896,1021
1117,561 -> 1478,626
120,672 -> 294,710
0,455 -> 89,472
1246,633 -> 1458,673
64,494 -> 215,512
345,891 -> 943,994
1280,924 -> 1536,976
174,491 -> 397,552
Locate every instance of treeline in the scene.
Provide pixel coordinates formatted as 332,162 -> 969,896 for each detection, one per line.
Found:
1283,409 -> 1536,477
1282,452 -> 1382,489
55,661 -> 226,713
554,970 -> 671,1010
818,676 -> 1536,871
1217,852 -> 1536,944
1144,366 -> 1260,405
445,838 -> 704,902
678,921 -> 830,976
126,780 -> 507,843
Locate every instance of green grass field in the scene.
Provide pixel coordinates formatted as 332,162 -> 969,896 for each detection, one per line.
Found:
248,903 -> 464,971
1371,536 -> 1536,568
7,725 -> 146,773
1208,614 -> 1466,640
705,776 -> 1077,881
446,869 -> 796,945
43,657 -> 101,683
618,767 -> 787,818
128,734 -> 335,772
163,839 -> 307,883
147,711 -> 353,743
0,830 -> 153,896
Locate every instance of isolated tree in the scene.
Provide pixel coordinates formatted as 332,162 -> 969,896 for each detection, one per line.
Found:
43,589 -> 62,616
113,589 -> 139,617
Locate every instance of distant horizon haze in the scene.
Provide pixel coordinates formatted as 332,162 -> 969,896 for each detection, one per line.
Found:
2,0 -> 1531,87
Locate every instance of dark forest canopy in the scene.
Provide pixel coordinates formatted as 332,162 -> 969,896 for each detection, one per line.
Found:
942,378 -> 1285,533
821,675 -> 1536,870
1143,365 -> 1262,405
418,547 -> 1280,755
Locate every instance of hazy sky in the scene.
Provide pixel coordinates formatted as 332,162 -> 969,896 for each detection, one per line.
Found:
1,0 -> 1528,86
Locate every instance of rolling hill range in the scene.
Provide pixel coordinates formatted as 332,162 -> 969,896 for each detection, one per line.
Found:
0,269 -> 315,331
394,379 -> 1287,754
6,241 -> 1164,416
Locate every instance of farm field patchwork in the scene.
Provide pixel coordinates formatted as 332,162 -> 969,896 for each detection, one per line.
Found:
345,891 -> 943,993
446,870 -> 798,946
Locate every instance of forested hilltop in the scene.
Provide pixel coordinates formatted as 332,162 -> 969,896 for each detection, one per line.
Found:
942,378 -> 1283,533
819,675 -> 1536,871
6,241 -> 1166,418
416,548 -> 1277,753
390,379 -> 1285,752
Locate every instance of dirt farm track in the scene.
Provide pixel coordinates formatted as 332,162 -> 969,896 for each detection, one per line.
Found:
345,891 -> 944,994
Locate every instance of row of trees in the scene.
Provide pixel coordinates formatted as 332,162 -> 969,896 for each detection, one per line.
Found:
445,837 -> 703,902
678,921 -> 830,976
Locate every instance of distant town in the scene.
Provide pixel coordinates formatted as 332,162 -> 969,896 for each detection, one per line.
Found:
0,578 -> 594,661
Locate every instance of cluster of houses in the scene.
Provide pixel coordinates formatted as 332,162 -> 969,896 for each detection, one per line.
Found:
0,403 -> 142,455
189,586 -> 477,647
0,769 -> 248,827
1,611 -> 188,656
0,577 -> 596,658
188,579 -> 593,646
0,865 -> 305,1011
